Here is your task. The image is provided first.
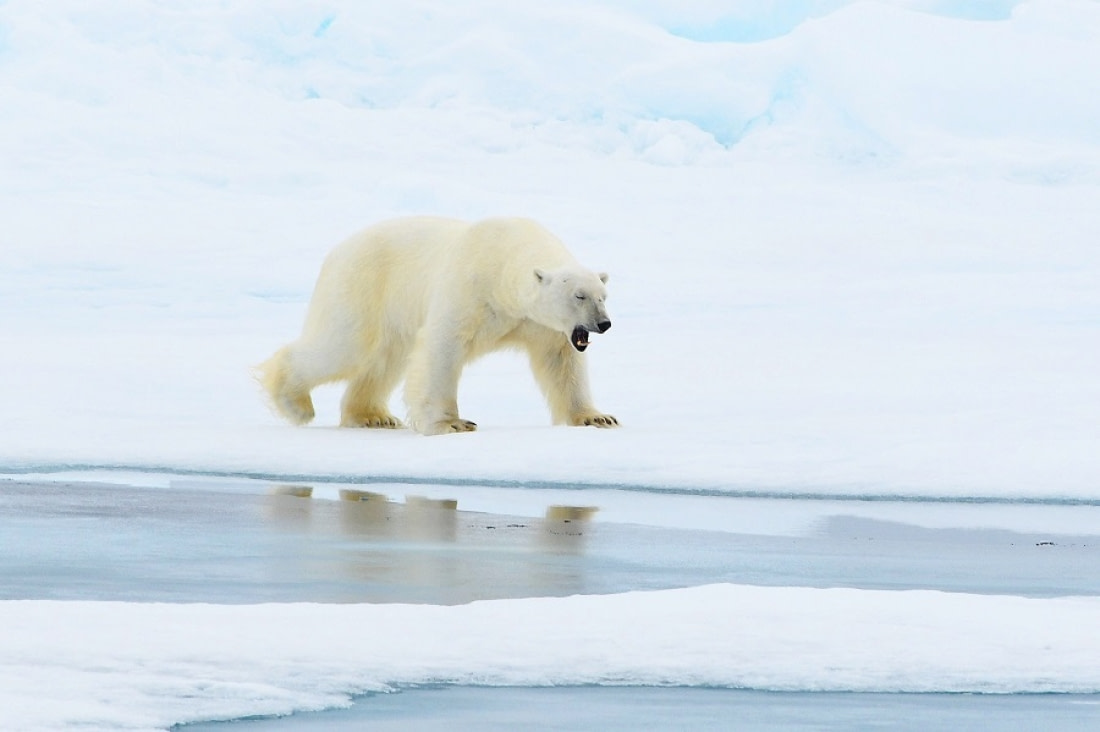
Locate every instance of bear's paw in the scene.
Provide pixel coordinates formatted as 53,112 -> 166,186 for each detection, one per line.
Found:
423,418 -> 478,436
340,412 -> 404,429
570,412 -> 619,428
277,394 -> 316,425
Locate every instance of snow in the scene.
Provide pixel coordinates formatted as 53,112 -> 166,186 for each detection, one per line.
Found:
2,1 -> 1099,500
5,585 -> 1100,730
1,0 -> 1099,728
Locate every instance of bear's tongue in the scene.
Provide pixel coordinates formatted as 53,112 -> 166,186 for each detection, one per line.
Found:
571,326 -> 590,352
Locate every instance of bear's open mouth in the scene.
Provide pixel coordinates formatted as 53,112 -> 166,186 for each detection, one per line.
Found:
571,326 -> 590,352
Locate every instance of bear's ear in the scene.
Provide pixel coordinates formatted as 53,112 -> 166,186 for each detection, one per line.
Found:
534,268 -> 549,284
598,272 -> 609,284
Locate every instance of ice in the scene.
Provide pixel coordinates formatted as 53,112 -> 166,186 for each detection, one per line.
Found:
4,586 -> 1100,729
1,0 -> 1099,728
4,1 -> 1097,500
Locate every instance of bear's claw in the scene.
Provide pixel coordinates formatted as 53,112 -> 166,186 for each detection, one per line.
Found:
340,413 -> 403,429
573,413 -> 619,428
421,418 -> 478,435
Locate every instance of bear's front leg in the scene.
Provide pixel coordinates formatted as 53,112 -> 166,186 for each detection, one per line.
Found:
528,342 -> 618,429
404,329 -> 478,435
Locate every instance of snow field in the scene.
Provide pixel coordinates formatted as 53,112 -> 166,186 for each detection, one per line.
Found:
4,585 -> 1100,730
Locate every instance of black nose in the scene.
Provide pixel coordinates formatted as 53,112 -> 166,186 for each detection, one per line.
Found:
596,320 -> 611,333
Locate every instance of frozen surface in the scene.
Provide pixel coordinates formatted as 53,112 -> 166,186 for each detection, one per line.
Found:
5,583 -> 1100,730
1,0 -> 1098,500
2,0 -> 1100,729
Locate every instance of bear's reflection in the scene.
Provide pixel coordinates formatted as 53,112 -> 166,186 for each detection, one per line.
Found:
262,489 -> 595,604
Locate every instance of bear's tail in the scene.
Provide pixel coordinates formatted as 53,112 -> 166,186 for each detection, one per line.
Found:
254,346 -> 316,425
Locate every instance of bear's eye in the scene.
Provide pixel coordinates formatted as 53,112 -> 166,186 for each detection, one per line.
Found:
575,293 -> 587,301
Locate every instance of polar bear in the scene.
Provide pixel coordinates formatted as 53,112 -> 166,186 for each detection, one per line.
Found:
258,216 -> 617,435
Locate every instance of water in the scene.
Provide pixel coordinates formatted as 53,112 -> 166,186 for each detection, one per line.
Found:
4,477 -> 1099,730
179,687 -> 1100,732
2,480 -> 1098,604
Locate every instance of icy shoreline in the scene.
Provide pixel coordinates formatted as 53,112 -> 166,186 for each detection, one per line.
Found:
6,461 -> 1100,506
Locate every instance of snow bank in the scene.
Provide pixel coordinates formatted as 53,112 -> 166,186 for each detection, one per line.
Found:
3,584 -> 1099,729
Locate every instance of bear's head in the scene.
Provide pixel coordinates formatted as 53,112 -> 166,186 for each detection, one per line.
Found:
533,267 -> 611,352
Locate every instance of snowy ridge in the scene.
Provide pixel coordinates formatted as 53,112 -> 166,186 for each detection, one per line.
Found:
4,0 -> 1098,174
4,585 -> 1100,730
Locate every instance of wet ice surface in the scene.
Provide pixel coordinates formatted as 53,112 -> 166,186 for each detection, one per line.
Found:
5,477 -> 1100,730
179,686 -> 1100,732
3,479 -> 1098,605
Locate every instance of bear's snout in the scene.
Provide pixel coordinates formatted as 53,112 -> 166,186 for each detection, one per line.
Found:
596,320 -> 611,334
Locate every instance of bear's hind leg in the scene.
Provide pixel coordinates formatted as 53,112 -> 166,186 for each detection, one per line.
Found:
340,370 -> 403,429
257,345 -> 317,425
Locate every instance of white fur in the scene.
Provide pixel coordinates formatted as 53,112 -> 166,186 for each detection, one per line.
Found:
258,216 -> 617,435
